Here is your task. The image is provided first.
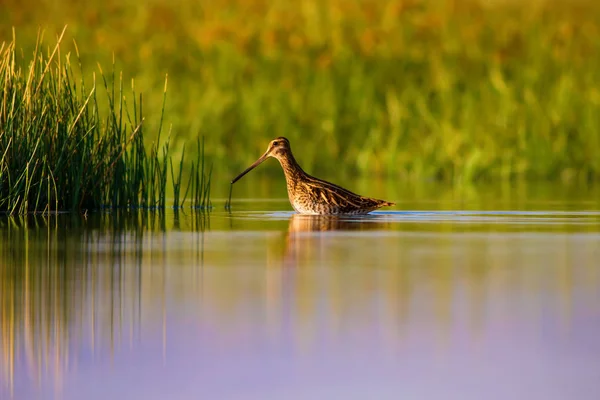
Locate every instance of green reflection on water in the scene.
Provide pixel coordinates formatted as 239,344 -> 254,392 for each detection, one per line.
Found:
0,211 -> 209,396
1,182 -> 600,398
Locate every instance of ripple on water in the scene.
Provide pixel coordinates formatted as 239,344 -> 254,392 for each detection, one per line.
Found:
224,209 -> 600,229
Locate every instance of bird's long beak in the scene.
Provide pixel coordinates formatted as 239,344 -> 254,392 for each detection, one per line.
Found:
231,151 -> 270,184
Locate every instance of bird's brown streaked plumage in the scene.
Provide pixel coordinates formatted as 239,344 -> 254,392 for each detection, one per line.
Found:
231,137 -> 395,215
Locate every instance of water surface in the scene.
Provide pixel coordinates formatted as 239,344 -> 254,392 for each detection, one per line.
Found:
1,182 -> 600,399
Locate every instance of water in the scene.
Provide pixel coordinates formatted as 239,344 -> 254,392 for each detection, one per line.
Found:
1,182 -> 600,400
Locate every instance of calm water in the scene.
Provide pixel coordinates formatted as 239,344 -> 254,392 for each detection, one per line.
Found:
1,181 -> 600,400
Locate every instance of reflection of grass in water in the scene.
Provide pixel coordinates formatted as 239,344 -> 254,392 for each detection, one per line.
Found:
0,212 -> 209,394
3,1 -> 600,181
0,216 -> 88,394
0,29 -> 211,213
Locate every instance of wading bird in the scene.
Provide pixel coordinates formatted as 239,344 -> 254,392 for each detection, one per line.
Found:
231,137 -> 394,215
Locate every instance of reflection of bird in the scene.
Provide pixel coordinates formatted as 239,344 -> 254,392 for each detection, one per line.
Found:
231,137 -> 395,215
283,214 -> 391,268
286,214 -> 383,232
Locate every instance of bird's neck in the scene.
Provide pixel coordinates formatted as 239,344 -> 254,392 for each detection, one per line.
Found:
277,153 -> 306,185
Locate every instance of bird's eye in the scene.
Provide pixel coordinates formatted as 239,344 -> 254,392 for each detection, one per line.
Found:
273,141 -> 279,146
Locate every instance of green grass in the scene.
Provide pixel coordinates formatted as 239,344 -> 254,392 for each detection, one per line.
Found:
2,1 -> 600,182
0,29 -> 211,214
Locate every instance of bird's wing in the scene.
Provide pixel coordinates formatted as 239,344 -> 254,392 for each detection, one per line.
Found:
299,175 -> 389,210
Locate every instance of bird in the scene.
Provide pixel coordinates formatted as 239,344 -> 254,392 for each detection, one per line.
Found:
230,137 -> 395,215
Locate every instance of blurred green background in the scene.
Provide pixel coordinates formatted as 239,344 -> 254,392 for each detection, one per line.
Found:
2,0 -> 600,184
